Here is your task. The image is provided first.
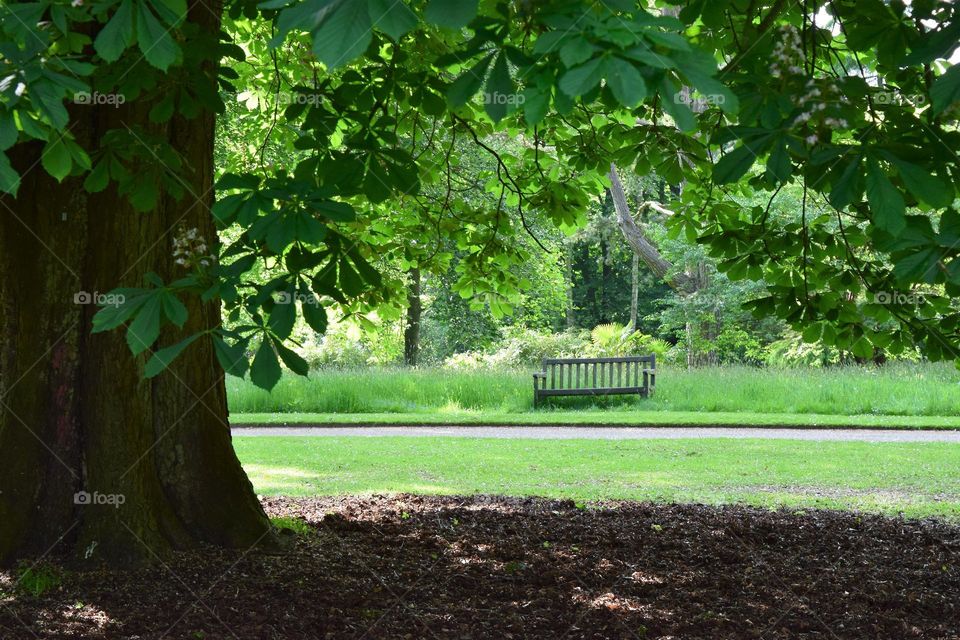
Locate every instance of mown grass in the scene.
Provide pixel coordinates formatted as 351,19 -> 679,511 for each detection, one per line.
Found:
228,362 -> 960,417
235,436 -> 960,520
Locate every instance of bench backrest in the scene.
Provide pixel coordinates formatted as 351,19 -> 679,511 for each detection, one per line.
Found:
540,355 -> 655,390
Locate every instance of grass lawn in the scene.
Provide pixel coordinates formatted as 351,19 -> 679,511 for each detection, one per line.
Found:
227,363 -> 960,428
234,436 -> 960,520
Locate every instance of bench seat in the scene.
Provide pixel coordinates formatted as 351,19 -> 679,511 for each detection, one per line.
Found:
533,355 -> 656,407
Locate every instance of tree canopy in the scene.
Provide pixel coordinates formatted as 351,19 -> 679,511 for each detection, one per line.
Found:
3,0 -> 959,388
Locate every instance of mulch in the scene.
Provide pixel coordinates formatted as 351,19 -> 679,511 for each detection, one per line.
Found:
1,495 -> 958,639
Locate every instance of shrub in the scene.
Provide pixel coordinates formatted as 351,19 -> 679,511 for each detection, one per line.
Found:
584,322 -> 671,360
764,334 -> 842,367
444,327 -> 589,368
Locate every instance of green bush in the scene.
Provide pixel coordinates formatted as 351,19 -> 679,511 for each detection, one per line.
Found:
444,327 -> 590,368
585,323 -> 671,360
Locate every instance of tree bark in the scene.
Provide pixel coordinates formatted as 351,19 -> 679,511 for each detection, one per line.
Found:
607,164 -> 693,292
563,244 -> 576,329
626,252 -> 639,334
608,164 -> 725,365
404,267 -> 421,366
0,1 -> 274,567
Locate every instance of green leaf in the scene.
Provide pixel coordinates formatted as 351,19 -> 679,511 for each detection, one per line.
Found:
159,290 -> 188,327
268,296 -> 297,338
424,0 -> 477,29
558,37 -> 596,67
91,291 -> 149,333
606,57 -> 647,107
0,111 -> 18,150
893,247 -> 940,283
484,53 -> 513,123
828,156 -> 862,210
766,137 -> 792,183
312,0 -> 372,68
273,337 -> 310,376
644,31 -> 690,52
558,57 -> 603,97
144,334 -> 199,378
94,0 -> 135,63
659,78 -> 695,132
0,152 -> 20,196
940,209 -> 960,247
315,200 -> 356,221
213,335 -> 249,377
446,54 -> 493,107
347,247 -> 381,286
363,158 -> 393,203
931,64 -> 960,115
41,137 -> 72,182
250,339 -> 282,390
367,0 -> 416,40
136,3 -> 179,71
851,335 -> 873,359
338,256 -> 365,296
887,156 -> 953,208
302,299 -> 327,333
801,322 -> 822,343
275,0 -> 342,41
713,142 -> 764,184
30,81 -> 69,130
149,93 -> 176,123
153,0 -> 188,20
522,86 -> 550,126
63,138 -> 91,171
866,158 -> 906,235
126,295 -> 162,355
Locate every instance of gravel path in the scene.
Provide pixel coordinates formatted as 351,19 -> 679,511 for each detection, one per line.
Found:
231,425 -> 960,442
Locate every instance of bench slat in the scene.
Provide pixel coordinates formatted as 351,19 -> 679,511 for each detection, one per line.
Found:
537,387 -> 647,397
542,356 -> 655,365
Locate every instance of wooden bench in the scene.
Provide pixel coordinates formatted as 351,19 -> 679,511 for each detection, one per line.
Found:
533,355 -> 656,407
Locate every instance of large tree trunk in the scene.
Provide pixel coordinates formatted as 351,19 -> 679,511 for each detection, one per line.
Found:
404,267 -> 421,366
0,1 -> 273,567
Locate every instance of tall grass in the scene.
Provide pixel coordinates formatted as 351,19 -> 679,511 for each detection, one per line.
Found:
227,362 -> 960,417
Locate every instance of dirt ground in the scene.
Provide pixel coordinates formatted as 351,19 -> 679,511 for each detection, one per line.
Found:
2,494 -> 958,639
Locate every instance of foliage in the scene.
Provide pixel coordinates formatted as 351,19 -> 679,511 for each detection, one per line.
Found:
15,564 -> 62,598
3,0 -> 960,390
289,317 -> 403,368
444,327 -> 590,368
